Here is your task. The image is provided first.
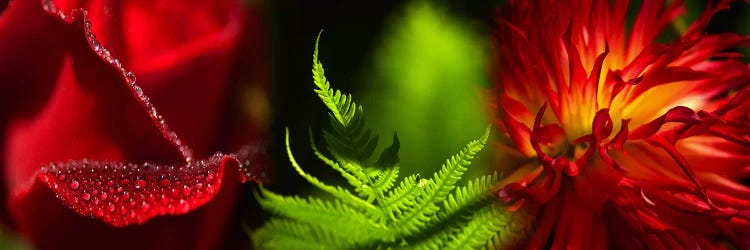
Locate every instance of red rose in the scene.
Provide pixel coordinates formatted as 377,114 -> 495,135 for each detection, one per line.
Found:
0,0 -> 268,249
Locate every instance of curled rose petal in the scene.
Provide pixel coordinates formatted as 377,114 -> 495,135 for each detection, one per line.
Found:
24,151 -> 262,227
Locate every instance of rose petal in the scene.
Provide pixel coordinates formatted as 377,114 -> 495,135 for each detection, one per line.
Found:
24,153 -> 248,226
10,155 -> 242,250
5,0 -> 267,235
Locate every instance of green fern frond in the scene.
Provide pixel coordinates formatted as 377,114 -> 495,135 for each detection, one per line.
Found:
254,186 -> 386,246
312,31 -> 356,127
391,127 -> 490,236
285,129 -> 378,215
252,35 -> 511,250
442,206 -> 504,250
252,218 -> 343,249
310,128 -> 368,194
438,172 -> 498,220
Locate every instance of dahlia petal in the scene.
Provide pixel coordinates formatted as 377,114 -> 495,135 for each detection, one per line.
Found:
646,136 -> 705,189
525,197 -> 559,250
530,124 -> 566,147
592,109 -> 613,141
606,119 -> 630,150
681,0 -> 732,43
630,106 -> 702,140
629,66 -> 713,99
636,210 -> 672,232
502,118 -> 536,157
672,33 -> 750,67
621,44 -> 669,80
498,96 -> 537,156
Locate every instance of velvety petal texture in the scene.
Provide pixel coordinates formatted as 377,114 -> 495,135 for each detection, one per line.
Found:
0,0 -> 267,249
493,0 -> 750,249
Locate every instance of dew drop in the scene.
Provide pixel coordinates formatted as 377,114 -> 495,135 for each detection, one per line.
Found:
82,193 -> 91,201
57,173 -> 67,181
100,192 -> 108,201
135,179 -> 147,189
125,72 -> 136,83
108,203 -> 116,212
158,178 -> 171,187
177,200 -> 189,213
181,185 -> 192,196
69,180 -> 80,190
119,178 -> 129,185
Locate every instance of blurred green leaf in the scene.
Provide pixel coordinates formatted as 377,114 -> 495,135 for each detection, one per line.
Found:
358,1 -> 491,179
0,227 -> 31,250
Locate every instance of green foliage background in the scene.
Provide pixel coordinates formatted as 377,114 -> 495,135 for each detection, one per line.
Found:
359,2 -> 492,180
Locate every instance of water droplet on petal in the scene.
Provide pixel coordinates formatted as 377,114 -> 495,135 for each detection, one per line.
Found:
82,193 -> 91,201
177,200 -> 189,213
135,179 -> 147,189
91,40 -> 100,52
181,185 -> 192,196
125,72 -> 136,83
158,178 -> 171,187
69,180 -> 80,190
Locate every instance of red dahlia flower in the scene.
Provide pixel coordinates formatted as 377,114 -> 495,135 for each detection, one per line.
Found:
0,0 -> 268,249
493,0 -> 750,249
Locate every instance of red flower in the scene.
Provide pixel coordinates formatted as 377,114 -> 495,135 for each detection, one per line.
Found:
0,0 -> 268,249
493,0 -> 750,249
